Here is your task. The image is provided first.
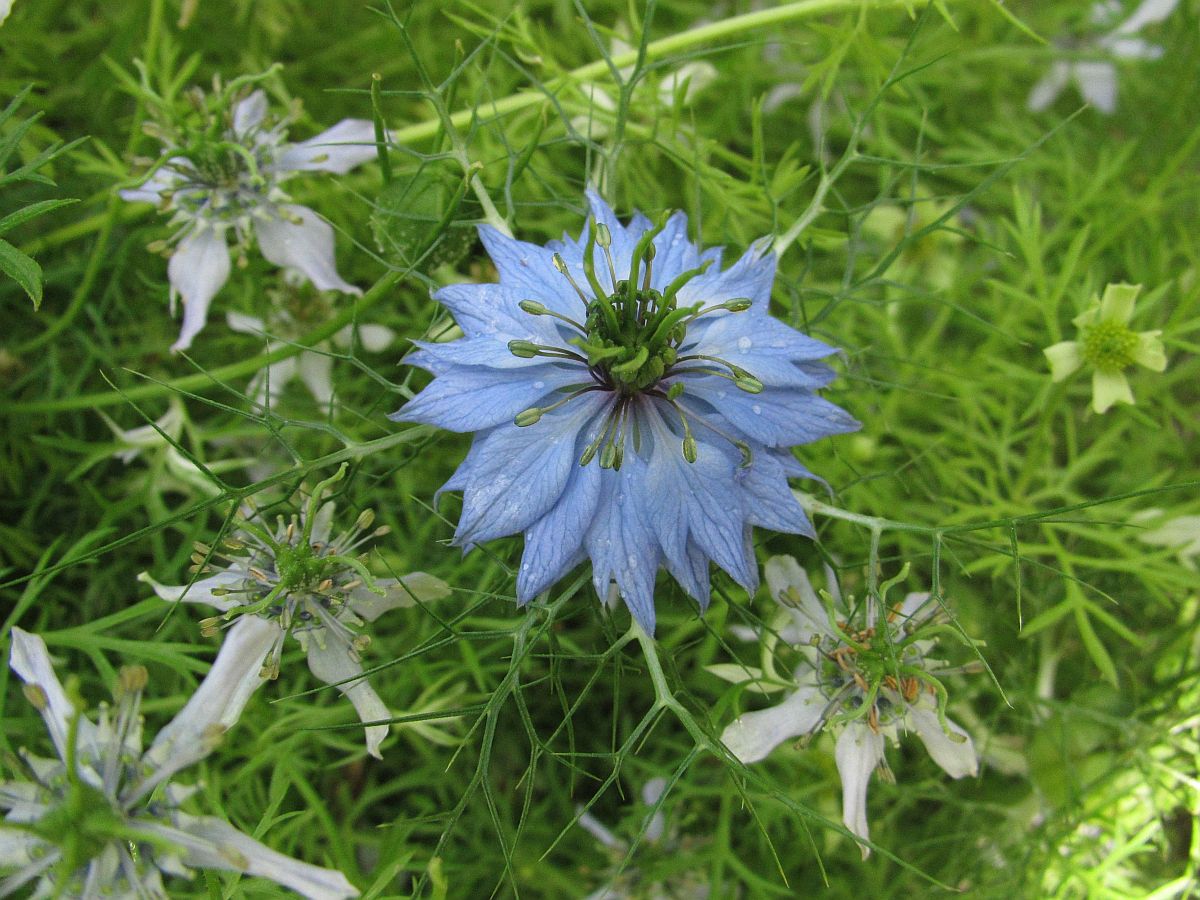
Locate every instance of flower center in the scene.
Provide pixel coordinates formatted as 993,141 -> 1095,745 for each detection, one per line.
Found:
508,214 -> 762,469
274,542 -> 328,591
1081,319 -> 1138,372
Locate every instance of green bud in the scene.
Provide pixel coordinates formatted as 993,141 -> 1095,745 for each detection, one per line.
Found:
519,300 -> 549,316
734,374 -> 763,394
508,340 -> 540,358
514,407 -> 543,427
595,222 -> 611,248
683,434 -> 698,463
724,298 -> 753,312
666,382 -> 684,400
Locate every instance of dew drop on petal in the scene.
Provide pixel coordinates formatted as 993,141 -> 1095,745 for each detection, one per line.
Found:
752,404 -> 762,415
737,337 -> 752,351
534,380 -> 545,389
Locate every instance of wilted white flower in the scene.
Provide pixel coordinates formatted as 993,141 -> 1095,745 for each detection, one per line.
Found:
122,86 -> 382,351
1028,0 -> 1179,114
1043,282 -> 1166,414
573,36 -> 717,139
1,628 -> 358,899
139,466 -> 451,758
1134,509 -> 1200,571
717,557 -> 978,857
226,308 -> 393,411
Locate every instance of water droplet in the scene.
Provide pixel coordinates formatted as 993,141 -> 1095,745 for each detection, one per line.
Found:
737,337 -> 752,351
752,404 -> 762,415
627,554 -> 639,569
533,380 -> 545,389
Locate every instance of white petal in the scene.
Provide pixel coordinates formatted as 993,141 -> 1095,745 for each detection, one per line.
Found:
144,616 -> 278,774
641,777 -> 668,842
305,637 -> 389,759
834,723 -> 884,857
310,500 -> 336,547
8,628 -> 97,762
233,90 -> 269,135
719,687 -> 825,763
0,830 -> 49,869
137,570 -> 241,612
352,324 -> 394,353
1113,0 -> 1179,34
1027,62 -> 1071,112
248,356 -> 300,409
349,572 -> 452,621
1131,331 -> 1166,372
1043,341 -> 1084,382
1092,368 -> 1134,413
120,161 -> 185,204
256,206 -> 360,295
764,555 -> 833,642
576,808 -> 624,850
657,61 -> 718,107
168,226 -> 231,352
1074,62 -> 1118,114
896,591 -> 935,625
906,707 -> 978,779
297,351 -> 335,409
1103,36 -> 1164,59
225,311 -> 267,335
1098,282 -> 1140,323
139,815 -> 359,900
275,119 -> 380,174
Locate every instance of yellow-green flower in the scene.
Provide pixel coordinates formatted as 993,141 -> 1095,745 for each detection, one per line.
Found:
1043,283 -> 1166,414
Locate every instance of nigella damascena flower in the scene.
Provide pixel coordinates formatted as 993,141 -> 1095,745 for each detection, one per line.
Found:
139,467 -> 450,758
391,192 -> 858,634
122,86 -> 381,351
718,557 -> 978,857
1,628 -> 358,899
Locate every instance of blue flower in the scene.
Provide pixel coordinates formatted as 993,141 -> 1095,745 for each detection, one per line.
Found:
392,192 -> 858,633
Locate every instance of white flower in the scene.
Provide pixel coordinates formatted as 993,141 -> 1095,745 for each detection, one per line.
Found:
95,396 -> 227,496
1043,282 -> 1166,414
0,0 -> 14,27
573,37 -> 717,138
122,88 -> 383,351
1,628 -> 358,899
139,467 -> 451,758
226,308 -> 394,411
1134,509 -> 1200,571
717,557 -> 978,858
1027,0 -> 1179,114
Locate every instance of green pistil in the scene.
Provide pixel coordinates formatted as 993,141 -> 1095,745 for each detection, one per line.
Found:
1081,319 -> 1138,372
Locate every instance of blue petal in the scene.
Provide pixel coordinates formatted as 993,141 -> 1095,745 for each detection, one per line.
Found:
679,377 -> 860,447
517,461 -> 602,601
736,449 -> 817,536
478,226 -> 583,318
435,282 -> 562,344
455,392 -> 608,544
684,312 -> 839,387
678,240 -> 776,311
410,336 -> 553,370
585,459 -> 662,634
390,363 -> 582,432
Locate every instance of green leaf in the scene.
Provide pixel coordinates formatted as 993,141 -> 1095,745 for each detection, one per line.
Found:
0,198 -> 78,236
1075,605 -> 1119,687
0,238 -> 43,309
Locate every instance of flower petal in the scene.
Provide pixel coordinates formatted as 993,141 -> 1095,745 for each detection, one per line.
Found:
276,119 -> 380,174
304,635 -> 389,758
679,376 -> 859,448
138,570 -> 242,611
168,226 -> 231,352
354,324 -> 395,353
139,815 -> 359,900
1098,282 -> 1140,323
144,615 -> 277,772
226,311 -> 267,335
1027,62 -> 1071,112
256,205 -> 360,295
906,706 -> 978,779
763,556 -> 833,642
390,361 -> 584,432
1112,0 -> 1179,34
1091,368 -> 1134,413
1073,62 -> 1118,114
232,90 -> 269,136
8,628 -> 96,763
516,460 -> 602,602
1043,341 -> 1083,382
834,723 -> 885,856
297,350 -> 335,409
1131,330 -> 1167,372
720,686 -> 824,763
348,572 -> 452,621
